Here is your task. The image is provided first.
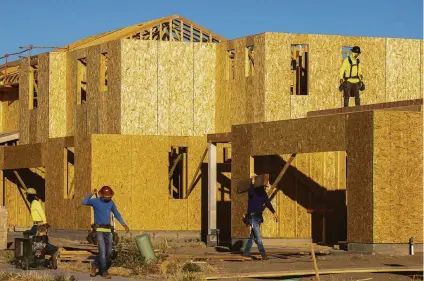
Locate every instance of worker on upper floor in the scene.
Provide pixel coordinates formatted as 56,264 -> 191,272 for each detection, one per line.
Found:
339,46 -> 365,107
25,188 -> 58,267
83,186 -> 129,279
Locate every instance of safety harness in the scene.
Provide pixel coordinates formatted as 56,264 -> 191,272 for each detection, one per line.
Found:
344,56 -> 360,79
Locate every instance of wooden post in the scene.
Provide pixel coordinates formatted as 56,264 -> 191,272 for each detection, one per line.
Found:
207,142 -> 217,246
180,20 -> 184,41
311,244 -> 321,281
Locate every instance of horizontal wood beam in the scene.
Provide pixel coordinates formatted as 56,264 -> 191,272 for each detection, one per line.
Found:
207,132 -> 232,143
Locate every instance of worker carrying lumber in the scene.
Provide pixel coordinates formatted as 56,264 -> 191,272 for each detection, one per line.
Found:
25,188 -> 59,261
242,176 -> 278,260
339,46 -> 365,107
82,186 -> 129,279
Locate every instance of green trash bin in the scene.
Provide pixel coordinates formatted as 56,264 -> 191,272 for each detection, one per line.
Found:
135,234 -> 156,264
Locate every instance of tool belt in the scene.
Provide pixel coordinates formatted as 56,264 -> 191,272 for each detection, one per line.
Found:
242,212 -> 264,225
92,224 -> 112,230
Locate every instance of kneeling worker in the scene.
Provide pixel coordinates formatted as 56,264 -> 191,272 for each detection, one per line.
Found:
82,186 -> 129,279
25,188 -> 58,264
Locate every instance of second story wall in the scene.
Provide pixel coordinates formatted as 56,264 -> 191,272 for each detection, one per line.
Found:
120,40 -> 216,136
215,33 -> 423,133
1,89 -> 19,133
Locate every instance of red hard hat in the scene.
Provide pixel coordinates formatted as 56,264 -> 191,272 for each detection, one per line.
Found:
98,186 -> 114,197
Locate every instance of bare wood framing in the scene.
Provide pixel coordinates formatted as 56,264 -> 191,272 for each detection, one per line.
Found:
311,244 -> 321,281
186,146 -> 208,198
269,153 -> 296,200
168,153 -> 183,179
13,170 -> 31,212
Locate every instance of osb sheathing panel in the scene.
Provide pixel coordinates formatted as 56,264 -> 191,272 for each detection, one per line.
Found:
249,115 -> 346,156
36,53 -> 49,143
386,39 -> 421,102
49,52 -> 67,138
215,43 -> 231,133
346,112 -> 374,243
2,89 -> 19,132
91,135 -> 205,231
373,111 -> 423,243
263,33 -> 295,121
45,137 -> 90,230
158,42 -> 193,136
3,171 -> 32,228
3,144 -> 43,169
19,58 -> 30,145
98,41 -> 121,134
87,46 -> 101,134
194,43 -> 216,136
66,51 -> 77,136
215,35 -> 265,131
120,40 -> 158,135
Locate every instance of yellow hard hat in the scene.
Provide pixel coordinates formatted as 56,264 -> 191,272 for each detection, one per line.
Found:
26,188 -> 37,195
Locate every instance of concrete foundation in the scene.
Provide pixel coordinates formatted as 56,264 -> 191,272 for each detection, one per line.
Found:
348,243 -> 423,255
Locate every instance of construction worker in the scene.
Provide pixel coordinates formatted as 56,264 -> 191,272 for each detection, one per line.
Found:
339,46 -> 364,107
25,188 -> 58,263
82,186 -> 129,279
242,176 -> 278,260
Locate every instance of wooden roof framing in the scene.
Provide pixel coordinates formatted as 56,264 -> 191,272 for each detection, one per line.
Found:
62,14 -> 226,51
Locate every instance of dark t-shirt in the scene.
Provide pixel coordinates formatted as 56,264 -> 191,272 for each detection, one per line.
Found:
247,185 -> 275,214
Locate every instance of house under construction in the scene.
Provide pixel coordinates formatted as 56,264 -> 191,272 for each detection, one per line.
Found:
0,15 -> 422,253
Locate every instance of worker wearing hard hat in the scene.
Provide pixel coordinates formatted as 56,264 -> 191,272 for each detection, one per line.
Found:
25,188 -> 58,266
339,46 -> 365,107
82,186 -> 129,279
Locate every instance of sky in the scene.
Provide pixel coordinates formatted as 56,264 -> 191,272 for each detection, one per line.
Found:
1,0 -> 423,62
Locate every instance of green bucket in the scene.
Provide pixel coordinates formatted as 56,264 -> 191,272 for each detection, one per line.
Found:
135,234 -> 156,264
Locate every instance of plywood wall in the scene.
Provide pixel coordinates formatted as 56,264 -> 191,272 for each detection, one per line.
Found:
121,40 -> 158,135
120,40 -> 216,136
386,39 -> 422,102
373,111 -> 423,243
90,135 -> 206,231
1,89 -> 19,133
2,168 -> 46,228
217,34 -> 421,126
158,42 -> 193,136
19,58 -> 30,145
36,54 -> 49,144
45,136 -> 90,230
49,52 -> 67,138
215,35 -> 266,133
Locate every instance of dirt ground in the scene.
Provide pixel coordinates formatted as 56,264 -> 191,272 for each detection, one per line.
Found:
5,233 -> 424,280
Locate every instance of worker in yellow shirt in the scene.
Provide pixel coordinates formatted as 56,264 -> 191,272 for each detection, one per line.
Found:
26,188 -> 58,265
339,46 -> 365,107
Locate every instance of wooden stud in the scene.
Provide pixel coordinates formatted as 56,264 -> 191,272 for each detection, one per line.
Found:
169,20 -> 173,41
190,25 -> 193,42
180,20 -> 184,41
168,153 -> 183,179
269,153 -> 296,199
186,146 -> 208,198
13,171 -> 30,212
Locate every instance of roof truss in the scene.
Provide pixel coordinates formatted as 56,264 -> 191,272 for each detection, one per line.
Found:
65,15 -> 225,51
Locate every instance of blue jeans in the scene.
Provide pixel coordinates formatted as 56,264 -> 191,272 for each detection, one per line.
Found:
94,232 -> 113,275
243,216 -> 266,255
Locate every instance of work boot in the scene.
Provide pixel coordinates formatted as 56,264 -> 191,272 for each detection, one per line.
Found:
261,254 -> 269,260
102,273 -> 112,279
89,263 -> 97,277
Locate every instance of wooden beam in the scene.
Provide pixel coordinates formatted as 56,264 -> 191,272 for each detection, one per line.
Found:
311,245 -> 321,281
207,142 -> 217,246
169,20 -> 173,41
268,153 -> 296,199
185,146 -> 208,198
13,170 -> 31,212
205,266 -> 424,280
207,132 -> 232,143
168,153 -> 183,179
